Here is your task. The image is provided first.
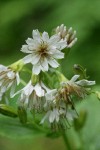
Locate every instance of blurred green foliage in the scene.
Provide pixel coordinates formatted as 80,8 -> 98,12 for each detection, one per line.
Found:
0,0 -> 100,150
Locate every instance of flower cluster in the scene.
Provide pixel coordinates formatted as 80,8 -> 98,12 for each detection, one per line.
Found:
55,24 -> 77,48
21,30 -> 66,74
40,75 -> 95,129
0,24 -> 96,130
0,65 -> 20,101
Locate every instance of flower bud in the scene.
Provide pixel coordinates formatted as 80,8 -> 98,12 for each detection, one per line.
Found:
18,106 -> 27,124
9,59 -> 24,72
0,104 -> 18,118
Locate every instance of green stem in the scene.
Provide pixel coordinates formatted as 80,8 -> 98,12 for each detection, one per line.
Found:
22,66 -> 32,74
20,79 -> 27,86
31,121 -> 51,134
62,132 -> 72,150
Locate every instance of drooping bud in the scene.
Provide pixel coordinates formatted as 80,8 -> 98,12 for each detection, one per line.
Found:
0,104 -> 18,118
73,64 -> 88,79
0,64 -> 20,100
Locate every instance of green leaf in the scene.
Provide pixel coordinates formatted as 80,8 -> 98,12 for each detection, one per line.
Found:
0,104 -> 18,118
66,89 -> 100,149
0,115 -> 45,139
95,91 -> 100,100
76,94 -> 100,149
74,110 -> 87,131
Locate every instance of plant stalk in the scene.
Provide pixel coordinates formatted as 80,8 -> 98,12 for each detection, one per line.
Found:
62,132 -> 72,150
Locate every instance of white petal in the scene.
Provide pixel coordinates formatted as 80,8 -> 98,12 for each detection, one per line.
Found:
49,110 -> 55,123
53,51 -> 64,59
49,34 -> 60,45
24,81 -> 34,96
32,64 -> 41,75
48,58 -> 59,68
70,75 -> 80,82
10,81 -> 16,98
45,89 -> 57,101
54,109 -> 59,122
40,111 -> 50,124
54,39 -> 67,50
0,65 -> 7,72
16,72 -> 20,85
21,45 -> 32,53
24,86 -> 33,96
60,24 -> 64,32
70,31 -> 76,40
1,86 -> 6,93
7,71 -> 15,79
13,81 -> 33,98
26,38 -> 34,45
41,57 -> 48,71
48,46 -> 57,53
32,30 -> 41,41
42,32 -> 49,41
34,83 -> 44,97
23,54 -> 33,64
68,27 -> 73,33
76,80 -> 96,86
68,38 -> 77,48
28,45 -> 36,51
56,26 -> 60,33
31,54 -> 41,65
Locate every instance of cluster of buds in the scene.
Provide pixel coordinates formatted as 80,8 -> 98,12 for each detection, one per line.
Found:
55,24 -> 77,48
0,24 -> 95,130
0,65 -> 20,102
40,75 -> 95,129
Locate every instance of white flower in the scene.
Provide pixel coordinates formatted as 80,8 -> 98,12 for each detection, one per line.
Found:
0,65 -> 20,101
15,80 -> 50,111
40,108 -> 60,124
61,75 -> 95,98
41,89 -> 78,125
69,75 -> 95,86
21,30 -> 66,74
40,75 -> 95,126
40,107 -> 77,125
55,24 -> 77,48
44,89 -> 57,110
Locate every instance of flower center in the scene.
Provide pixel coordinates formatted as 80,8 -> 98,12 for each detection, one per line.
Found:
38,41 -> 48,56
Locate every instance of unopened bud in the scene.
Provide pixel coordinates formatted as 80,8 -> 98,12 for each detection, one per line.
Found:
18,106 -> 27,124
9,59 -> 24,72
0,104 -> 18,118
